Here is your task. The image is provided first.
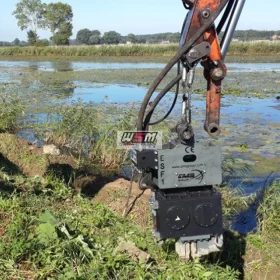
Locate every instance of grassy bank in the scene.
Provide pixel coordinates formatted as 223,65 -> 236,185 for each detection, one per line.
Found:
0,149 -> 279,279
2,42 -> 280,57
0,172 -> 239,279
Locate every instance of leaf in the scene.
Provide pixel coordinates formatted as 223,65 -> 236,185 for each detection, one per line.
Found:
35,223 -> 58,245
203,271 -> 214,277
58,224 -> 71,239
39,210 -> 57,225
74,235 -> 94,258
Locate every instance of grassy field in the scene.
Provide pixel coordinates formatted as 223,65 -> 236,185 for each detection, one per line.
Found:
1,42 -> 280,57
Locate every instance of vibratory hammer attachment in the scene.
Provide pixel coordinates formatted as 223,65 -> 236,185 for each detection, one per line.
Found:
132,142 -> 224,260
132,0 -> 245,259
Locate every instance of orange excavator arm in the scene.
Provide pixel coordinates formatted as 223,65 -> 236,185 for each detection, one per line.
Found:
138,0 -> 245,139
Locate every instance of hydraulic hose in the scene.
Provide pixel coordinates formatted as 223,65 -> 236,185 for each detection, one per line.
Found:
143,11 -> 187,128
217,0 -> 236,35
137,0 -> 229,131
144,70 -> 182,129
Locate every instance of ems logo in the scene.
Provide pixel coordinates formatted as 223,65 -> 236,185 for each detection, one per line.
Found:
178,170 -> 205,183
117,131 -> 162,149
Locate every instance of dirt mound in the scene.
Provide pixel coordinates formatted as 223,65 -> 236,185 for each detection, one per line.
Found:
93,178 -> 151,228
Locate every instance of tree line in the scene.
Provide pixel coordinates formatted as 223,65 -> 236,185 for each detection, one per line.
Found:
5,1 -> 280,47
75,31 -> 182,45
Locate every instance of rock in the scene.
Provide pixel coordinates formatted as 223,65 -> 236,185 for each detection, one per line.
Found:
276,96 -> 280,100
114,238 -> 150,263
43,144 -> 60,156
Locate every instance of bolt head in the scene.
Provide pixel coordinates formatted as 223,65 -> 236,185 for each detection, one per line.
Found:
201,10 -> 210,19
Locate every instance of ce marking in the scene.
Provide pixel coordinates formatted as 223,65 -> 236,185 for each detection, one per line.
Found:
185,147 -> 194,154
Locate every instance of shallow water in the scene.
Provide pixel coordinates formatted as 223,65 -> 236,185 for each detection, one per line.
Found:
2,60 -> 280,72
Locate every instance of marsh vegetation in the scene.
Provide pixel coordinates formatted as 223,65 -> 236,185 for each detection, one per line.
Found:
0,57 -> 279,279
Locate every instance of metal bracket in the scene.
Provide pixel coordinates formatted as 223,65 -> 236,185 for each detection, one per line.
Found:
184,41 -> 211,66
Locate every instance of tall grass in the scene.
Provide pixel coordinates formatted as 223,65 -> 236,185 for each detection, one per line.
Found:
257,180 -> 280,239
1,42 -> 280,57
0,44 -> 179,57
229,41 -> 280,55
44,102 -> 138,169
0,88 -> 25,132
43,101 -> 173,169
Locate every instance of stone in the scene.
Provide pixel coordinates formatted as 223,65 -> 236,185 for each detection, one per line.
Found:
114,238 -> 150,263
43,144 -> 60,156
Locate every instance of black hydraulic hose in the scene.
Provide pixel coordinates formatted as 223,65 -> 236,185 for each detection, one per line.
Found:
144,70 -> 182,128
217,0 -> 236,35
143,10 -> 188,128
149,74 -> 181,125
221,0 -> 238,47
137,0 -> 229,131
143,12 -> 187,128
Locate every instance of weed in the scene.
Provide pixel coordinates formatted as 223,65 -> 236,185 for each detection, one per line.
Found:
257,180 -> 280,240
44,102 -> 172,169
44,101 -> 102,157
0,87 -> 25,132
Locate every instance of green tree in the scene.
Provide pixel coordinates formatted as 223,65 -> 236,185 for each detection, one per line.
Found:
89,35 -> 100,45
51,22 -> 73,45
27,30 -> 38,45
13,38 -> 21,46
102,31 -> 121,45
136,36 -> 146,44
167,33 -> 180,43
76,28 -> 92,44
127,33 -> 136,43
44,2 -> 73,45
76,29 -> 101,45
12,0 -> 45,45
0,42 -> 11,46
92,30 -> 101,37
35,39 -> 49,47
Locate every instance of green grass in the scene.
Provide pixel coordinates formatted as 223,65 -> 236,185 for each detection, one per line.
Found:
0,88 -> 25,132
2,42 -> 280,57
0,44 -> 179,57
0,168 -> 279,279
43,102 -> 137,169
0,172 -> 240,280
257,180 -> 280,242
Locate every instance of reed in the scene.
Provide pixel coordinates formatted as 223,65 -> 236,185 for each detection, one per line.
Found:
1,41 -> 280,57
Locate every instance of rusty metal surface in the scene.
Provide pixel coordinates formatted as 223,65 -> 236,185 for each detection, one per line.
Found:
180,0 -> 229,136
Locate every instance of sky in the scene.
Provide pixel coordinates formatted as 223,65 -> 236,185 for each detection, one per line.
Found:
0,0 -> 279,42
